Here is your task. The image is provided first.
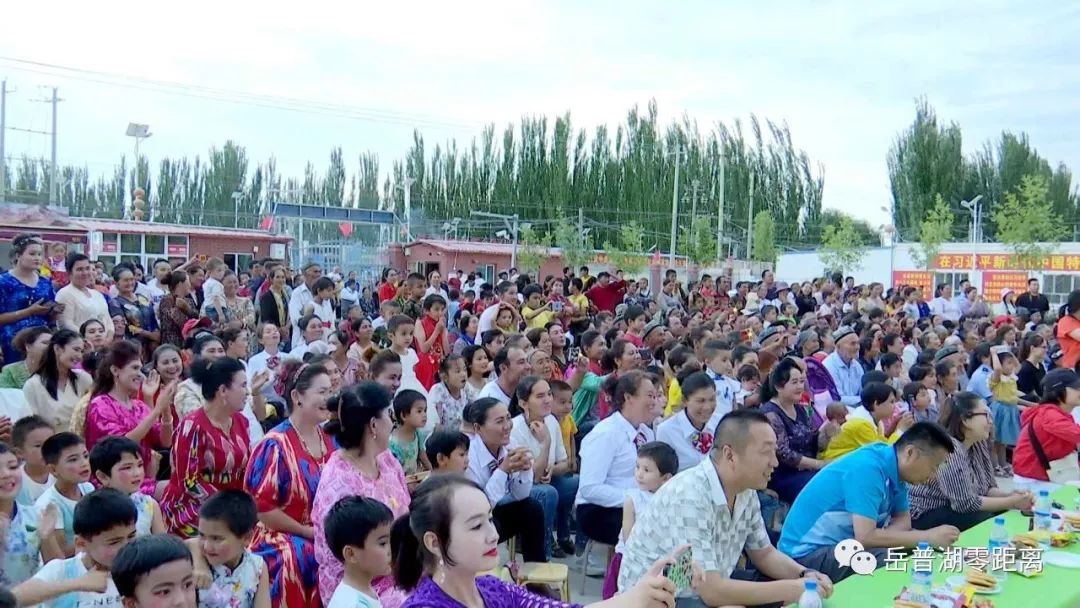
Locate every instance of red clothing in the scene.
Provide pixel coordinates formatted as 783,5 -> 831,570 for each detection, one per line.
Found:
1058,316 -> 1080,371
585,280 -> 627,313
414,315 -> 445,390
378,281 -> 398,304
1013,404 -> 1080,481
624,333 -> 643,348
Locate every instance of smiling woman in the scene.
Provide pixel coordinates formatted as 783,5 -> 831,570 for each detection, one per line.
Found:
245,363 -> 337,608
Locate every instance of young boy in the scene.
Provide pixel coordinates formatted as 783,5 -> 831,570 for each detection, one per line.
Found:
817,402 -> 849,452
189,490 -> 270,608
112,534 -> 197,608
199,258 -> 227,316
425,429 -> 470,473
401,273 -> 427,321
13,415 -> 55,507
622,306 -> 647,348
14,488 -> 137,608
702,339 -> 739,419
35,432 -> 95,557
550,380 -> 578,472
734,364 -> 761,409
388,314 -> 424,396
610,442 -> 678,596
324,496 -> 394,608
879,352 -> 905,392
89,436 -> 165,537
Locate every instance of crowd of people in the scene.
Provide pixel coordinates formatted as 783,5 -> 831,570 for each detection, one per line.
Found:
0,229 -> 1078,607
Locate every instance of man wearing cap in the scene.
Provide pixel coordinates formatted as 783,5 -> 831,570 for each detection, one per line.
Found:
288,262 -> 323,348
1015,278 -> 1050,317
642,319 -> 667,352
823,327 -> 864,406
934,343 -> 969,391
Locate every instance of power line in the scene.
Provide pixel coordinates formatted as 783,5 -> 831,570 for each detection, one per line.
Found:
0,57 -> 486,132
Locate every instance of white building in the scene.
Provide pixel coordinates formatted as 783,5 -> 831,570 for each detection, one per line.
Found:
776,241 -> 1080,307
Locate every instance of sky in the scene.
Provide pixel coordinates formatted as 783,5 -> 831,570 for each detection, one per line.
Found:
1,0 -> 1078,226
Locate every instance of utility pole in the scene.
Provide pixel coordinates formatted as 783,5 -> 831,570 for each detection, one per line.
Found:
577,207 -> 585,259
746,173 -> 756,260
0,79 -> 8,201
48,88 -> 58,205
668,148 -> 682,264
717,155 -> 726,261
401,176 -> 415,242
471,211 -> 521,270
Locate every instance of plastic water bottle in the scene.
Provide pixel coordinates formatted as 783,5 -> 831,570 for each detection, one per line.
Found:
1034,489 -> 1053,548
798,579 -> 823,608
909,541 -> 933,604
988,516 -> 1009,581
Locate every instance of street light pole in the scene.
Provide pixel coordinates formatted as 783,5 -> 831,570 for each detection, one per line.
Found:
471,211 -> 521,270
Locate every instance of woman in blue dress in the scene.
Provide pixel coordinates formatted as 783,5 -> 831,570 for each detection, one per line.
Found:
0,234 -> 61,363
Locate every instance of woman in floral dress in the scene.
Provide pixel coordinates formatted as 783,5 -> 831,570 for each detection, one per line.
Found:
311,381 -> 410,608
161,357 -> 252,538
245,364 -> 336,608
0,234 -> 59,363
158,270 -> 198,349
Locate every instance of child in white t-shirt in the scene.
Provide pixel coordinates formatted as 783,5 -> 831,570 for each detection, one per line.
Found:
324,496 -> 395,608
89,437 -> 165,537
111,534 -> 197,608
13,415 -> 55,507
14,488 -> 137,608
199,258 -> 227,316
33,432 -> 95,557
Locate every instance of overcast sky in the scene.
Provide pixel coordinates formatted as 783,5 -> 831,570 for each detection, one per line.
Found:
1,0 -> 1077,225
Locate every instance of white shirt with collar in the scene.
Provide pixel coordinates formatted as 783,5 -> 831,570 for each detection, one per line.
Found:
575,411 -> 654,508
477,380 -> 513,406
510,414 -> 566,469
656,409 -> 718,472
288,283 -> 314,348
466,433 -> 533,505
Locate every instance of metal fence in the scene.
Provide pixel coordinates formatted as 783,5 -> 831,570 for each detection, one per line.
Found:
297,240 -> 388,287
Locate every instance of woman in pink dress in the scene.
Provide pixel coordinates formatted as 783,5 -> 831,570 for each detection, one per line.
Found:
311,381 -> 410,607
83,340 -> 176,495
160,357 -> 251,538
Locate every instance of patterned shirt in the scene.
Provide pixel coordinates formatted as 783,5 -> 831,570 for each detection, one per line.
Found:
617,458 -> 771,598
200,550 -> 265,608
909,437 -> 996,520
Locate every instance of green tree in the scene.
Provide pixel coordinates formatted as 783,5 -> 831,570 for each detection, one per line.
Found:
680,215 -> 718,267
515,223 -> 551,277
888,97 -> 969,241
751,210 -> 777,264
820,216 -> 866,275
816,209 -> 878,246
552,211 -> 592,270
991,174 -> 1067,269
910,194 -> 955,270
604,221 -> 646,276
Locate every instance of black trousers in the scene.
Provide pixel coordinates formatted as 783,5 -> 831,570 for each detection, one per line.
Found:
576,503 -> 622,546
493,497 -> 548,563
912,507 -> 1000,532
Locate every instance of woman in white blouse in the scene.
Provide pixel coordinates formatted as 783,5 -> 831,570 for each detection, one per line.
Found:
23,329 -> 92,430
575,370 -> 659,546
656,371 -> 719,472
55,253 -> 112,342
509,375 -> 578,558
464,397 -> 548,563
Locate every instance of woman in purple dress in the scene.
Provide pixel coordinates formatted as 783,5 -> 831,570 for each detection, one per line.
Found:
393,474 -> 677,608
759,358 -> 825,504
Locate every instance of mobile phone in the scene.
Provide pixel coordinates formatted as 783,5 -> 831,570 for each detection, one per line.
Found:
552,301 -> 563,312
663,546 -> 694,592
568,346 -> 581,360
638,348 -> 653,362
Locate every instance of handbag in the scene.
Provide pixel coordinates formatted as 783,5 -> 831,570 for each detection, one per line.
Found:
1026,422 -> 1080,483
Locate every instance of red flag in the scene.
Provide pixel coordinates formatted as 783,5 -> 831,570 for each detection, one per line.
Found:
259,216 -> 274,230
339,222 -> 354,237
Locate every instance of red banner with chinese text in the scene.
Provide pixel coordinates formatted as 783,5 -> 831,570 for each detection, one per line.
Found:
892,271 -> 933,296
982,272 -> 1029,299
933,252 -> 1080,271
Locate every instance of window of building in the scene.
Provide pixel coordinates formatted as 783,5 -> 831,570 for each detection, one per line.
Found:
1043,274 -> 1078,308
224,253 -> 254,273
934,272 -> 969,296
96,232 -> 190,274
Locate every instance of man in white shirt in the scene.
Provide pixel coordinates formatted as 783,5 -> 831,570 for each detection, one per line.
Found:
619,410 -> 833,606
288,262 -> 322,348
478,347 -> 529,405
478,281 -> 519,333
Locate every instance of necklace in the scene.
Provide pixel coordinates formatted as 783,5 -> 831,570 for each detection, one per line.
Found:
294,422 -> 325,459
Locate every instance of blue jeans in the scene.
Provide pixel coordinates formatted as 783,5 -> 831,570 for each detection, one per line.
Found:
531,474 -> 580,557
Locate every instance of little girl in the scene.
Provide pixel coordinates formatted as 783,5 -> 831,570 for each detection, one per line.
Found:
495,305 -> 518,335
389,390 -> 432,476
427,354 -> 476,433
990,348 -> 1025,476
602,441 -> 678,599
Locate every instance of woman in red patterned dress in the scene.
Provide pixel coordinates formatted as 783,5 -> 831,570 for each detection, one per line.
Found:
160,356 -> 251,538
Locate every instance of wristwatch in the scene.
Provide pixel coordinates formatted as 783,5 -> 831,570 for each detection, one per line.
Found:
798,568 -> 813,578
